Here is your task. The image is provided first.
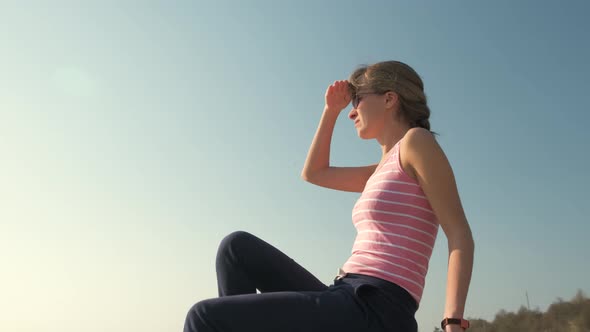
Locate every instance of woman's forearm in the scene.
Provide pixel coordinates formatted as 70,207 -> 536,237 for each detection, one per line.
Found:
444,232 -> 474,319
300,107 -> 339,178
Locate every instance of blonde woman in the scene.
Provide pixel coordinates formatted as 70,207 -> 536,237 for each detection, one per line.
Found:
184,61 -> 474,332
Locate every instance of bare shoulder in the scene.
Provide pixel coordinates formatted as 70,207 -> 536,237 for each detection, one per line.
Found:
405,127 -> 437,145
400,127 -> 439,180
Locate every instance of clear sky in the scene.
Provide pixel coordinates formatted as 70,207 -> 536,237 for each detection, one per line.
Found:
1,1 -> 589,331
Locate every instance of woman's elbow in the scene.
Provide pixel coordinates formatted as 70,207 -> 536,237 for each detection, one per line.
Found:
447,227 -> 474,250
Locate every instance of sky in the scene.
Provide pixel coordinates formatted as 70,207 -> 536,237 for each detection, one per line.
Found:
1,1 -> 589,331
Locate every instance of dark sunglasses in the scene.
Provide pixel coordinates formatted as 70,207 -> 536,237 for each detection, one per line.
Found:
351,91 -> 386,108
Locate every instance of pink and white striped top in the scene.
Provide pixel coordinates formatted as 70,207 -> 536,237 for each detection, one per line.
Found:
340,138 -> 439,306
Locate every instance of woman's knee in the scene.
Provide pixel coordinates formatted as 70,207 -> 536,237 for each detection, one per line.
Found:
185,298 -> 225,332
217,230 -> 255,255
184,301 -> 206,332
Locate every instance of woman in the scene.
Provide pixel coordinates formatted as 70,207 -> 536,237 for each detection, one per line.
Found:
184,61 -> 474,332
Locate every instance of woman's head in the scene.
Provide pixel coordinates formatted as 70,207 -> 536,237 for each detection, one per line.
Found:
347,60 -> 438,137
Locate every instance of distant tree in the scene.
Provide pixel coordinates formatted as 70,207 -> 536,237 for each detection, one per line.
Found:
467,318 -> 492,331
461,288 -> 590,332
572,289 -> 587,304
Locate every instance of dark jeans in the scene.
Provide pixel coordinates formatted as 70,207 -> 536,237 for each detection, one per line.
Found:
183,231 -> 418,332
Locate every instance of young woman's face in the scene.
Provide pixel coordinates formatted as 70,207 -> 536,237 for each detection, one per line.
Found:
348,92 -> 388,139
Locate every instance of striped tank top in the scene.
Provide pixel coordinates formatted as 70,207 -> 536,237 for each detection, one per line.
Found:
340,137 -> 439,306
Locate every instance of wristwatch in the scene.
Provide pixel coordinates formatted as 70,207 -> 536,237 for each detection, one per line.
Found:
441,317 -> 470,330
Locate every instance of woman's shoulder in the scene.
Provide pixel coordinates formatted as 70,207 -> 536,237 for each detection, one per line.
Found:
404,127 -> 436,142
400,127 -> 439,181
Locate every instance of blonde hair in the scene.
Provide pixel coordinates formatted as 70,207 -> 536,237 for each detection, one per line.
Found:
348,60 -> 439,136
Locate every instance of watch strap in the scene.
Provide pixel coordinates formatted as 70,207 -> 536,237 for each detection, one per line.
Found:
441,317 -> 470,329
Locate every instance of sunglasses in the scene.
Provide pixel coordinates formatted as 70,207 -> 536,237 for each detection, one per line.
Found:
351,92 -> 386,108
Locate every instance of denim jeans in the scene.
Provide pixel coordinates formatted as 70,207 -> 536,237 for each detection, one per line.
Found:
183,231 -> 418,332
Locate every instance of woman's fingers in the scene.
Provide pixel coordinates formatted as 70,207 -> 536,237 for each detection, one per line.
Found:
325,80 -> 351,111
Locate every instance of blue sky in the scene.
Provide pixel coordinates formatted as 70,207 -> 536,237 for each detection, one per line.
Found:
1,1 -> 589,331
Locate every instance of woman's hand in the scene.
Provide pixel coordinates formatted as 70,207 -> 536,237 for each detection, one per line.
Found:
324,80 -> 352,113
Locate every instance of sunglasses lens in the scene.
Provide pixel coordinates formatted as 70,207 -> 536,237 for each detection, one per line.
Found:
352,95 -> 362,108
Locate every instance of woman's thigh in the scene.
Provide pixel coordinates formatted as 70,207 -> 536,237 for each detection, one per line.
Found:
184,285 -> 375,332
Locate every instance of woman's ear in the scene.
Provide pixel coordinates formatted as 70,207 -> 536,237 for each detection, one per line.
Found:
385,91 -> 398,109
